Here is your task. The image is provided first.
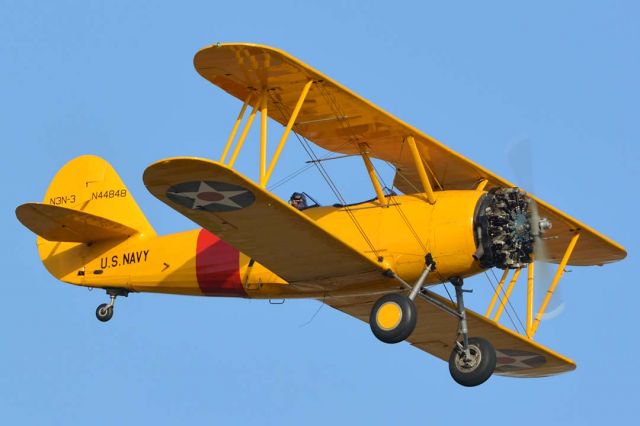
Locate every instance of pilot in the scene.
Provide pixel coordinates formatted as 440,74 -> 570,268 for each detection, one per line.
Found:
289,192 -> 307,210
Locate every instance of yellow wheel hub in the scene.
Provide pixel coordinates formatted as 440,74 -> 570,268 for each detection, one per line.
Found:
376,302 -> 403,331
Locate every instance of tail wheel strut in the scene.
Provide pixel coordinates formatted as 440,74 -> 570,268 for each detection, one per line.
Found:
95,288 -> 128,323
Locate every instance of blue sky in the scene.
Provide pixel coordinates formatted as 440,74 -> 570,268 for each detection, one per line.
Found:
1,1 -> 638,424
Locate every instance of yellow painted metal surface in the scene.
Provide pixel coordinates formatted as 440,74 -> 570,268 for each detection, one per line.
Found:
34,155 -> 155,285
376,302 -> 402,330
80,230 -> 200,295
527,262 -> 535,337
227,102 -> 258,168
220,93 -> 252,163
531,232 -> 581,337
307,188 -> 483,287
264,79 -> 312,186
143,157 -> 389,289
16,203 -> 136,243
259,93 -> 268,186
143,157 -> 486,289
359,145 -> 387,205
194,42 -> 626,267
406,135 -> 436,204
475,179 -> 489,191
28,154 -> 487,300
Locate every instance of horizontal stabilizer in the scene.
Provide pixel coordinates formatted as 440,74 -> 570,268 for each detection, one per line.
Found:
16,203 -> 137,243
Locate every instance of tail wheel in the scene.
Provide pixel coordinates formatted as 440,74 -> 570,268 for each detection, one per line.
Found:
96,303 -> 114,322
369,293 -> 417,344
448,337 -> 496,387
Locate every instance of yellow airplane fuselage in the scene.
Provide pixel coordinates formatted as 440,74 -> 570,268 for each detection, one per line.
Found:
40,190 -> 484,299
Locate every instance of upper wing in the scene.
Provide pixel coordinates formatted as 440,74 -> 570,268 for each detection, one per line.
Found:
326,291 -> 575,378
194,43 -> 626,266
143,157 -> 387,286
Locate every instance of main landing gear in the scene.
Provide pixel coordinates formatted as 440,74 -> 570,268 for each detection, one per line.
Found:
370,255 -> 434,342
95,288 -> 128,322
447,278 -> 496,387
370,256 -> 496,387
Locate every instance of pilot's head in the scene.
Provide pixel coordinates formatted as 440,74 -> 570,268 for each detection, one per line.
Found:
290,192 -> 305,209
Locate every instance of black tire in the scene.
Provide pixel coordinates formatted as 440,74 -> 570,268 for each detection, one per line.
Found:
369,293 -> 417,344
96,303 -> 114,322
448,337 -> 496,387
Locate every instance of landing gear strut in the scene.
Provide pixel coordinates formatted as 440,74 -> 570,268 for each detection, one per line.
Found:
380,261 -> 497,387
370,255 -> 435,344
447,277 -> 496,387
95,288 -> 128,322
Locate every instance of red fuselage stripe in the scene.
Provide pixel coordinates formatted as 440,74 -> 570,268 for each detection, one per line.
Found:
195,229 -> 246,297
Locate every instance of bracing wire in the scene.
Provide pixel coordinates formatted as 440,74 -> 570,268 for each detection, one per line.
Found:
316,82 -> 432,262
299,295 -> 326,327
488,268 -> 526,333
267,142 -> 351,191
294,131 -> 381,257
365,147 -> 429,253
267,91 -> 381,259
484,271 -> 518,332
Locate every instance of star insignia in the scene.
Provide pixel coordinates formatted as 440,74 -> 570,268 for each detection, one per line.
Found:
166,181 -> 255,212
495,349 -> 546,370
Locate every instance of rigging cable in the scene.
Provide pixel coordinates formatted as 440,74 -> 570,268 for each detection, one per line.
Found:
313,84 -> 527,334
488,268 -> 526,333
267,90 -> 382,259
267,141 -> 351,191
299,294 -> 326,327
483,270 -> 522,334
314,81 -> 431,258
364,146 -> 429,253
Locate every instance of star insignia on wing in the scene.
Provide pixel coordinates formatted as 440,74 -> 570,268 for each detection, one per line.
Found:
166,181 -> 255,212
495,349 -> 546,370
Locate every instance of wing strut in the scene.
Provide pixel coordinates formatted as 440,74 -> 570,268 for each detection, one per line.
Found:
526,261 -> 535,336
227,100 -> 259,168
263,79 -> 313,186
220,93 -> 253,163
482,231 -> 582,339
259,94 -> 268,186
220,80 -> 314,187
406,136 -> 436,204
530,231 -> 581,337
358,143 -> 387,205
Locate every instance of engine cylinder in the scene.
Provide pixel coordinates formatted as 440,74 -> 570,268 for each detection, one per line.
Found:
473,188 -> 536,269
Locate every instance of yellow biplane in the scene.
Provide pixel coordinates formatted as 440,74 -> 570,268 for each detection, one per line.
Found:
16,43 -> 626,387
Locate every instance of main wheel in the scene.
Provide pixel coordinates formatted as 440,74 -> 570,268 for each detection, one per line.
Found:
96,303 -> 114,322
370,293 -> 417,344
448,337 -> 496,387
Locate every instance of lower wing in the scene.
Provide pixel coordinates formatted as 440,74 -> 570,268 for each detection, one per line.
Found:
327,290 -> 575,378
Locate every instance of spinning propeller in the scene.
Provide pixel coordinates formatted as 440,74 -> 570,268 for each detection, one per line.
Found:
507,138 -> 565,319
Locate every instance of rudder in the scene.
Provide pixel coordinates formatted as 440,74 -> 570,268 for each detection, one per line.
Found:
41,155 -> 155,237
